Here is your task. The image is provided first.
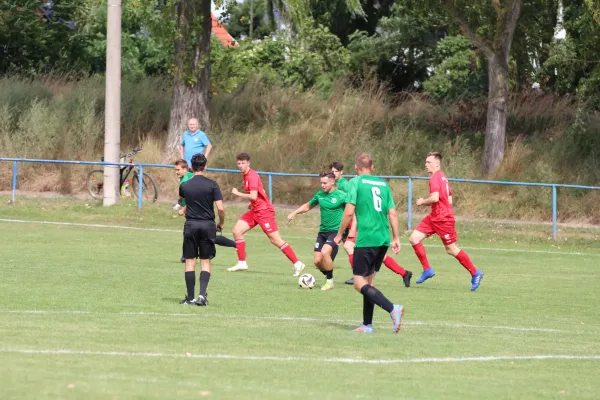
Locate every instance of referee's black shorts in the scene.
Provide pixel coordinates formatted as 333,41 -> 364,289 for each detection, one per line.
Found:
353,246 -> 388,277
183,220 -> 216,260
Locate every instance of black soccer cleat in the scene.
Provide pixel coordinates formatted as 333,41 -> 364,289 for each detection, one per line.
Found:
196,294 -> 208,306
403,270 -> 413,288
180,295 -> 197,305
344,277 -> 354,285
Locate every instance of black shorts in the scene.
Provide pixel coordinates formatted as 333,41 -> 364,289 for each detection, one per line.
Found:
353,246 -> 388,277
183,220 -> 216,260
314,231 -> 339,261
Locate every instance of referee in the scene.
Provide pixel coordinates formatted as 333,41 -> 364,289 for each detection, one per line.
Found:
179,154 -> 225,306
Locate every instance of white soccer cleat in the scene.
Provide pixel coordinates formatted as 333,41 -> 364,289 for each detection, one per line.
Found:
227,261 -> 248,272
292,261 -> 306,277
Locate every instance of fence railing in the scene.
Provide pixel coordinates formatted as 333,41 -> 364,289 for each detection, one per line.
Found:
2,157 -> 600,240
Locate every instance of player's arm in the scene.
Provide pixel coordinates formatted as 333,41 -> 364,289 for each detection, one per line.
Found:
448,195 -> 452,206
287,203 -> 314,222
232,188 -> 258,201
204,143 -> 213,158
416,191 -> 439,206
215,200 -> 225,231
335,203 -> 355,244
388,207 -> 401,254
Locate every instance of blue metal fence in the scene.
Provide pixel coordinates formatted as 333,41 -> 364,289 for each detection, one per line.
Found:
2,157 -> 600,239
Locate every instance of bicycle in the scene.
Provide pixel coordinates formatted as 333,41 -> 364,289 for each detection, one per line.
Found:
86,147 -> 159,202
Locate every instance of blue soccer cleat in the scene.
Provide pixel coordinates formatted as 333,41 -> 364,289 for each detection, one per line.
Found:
471,270 -> 484,291
416,268 -> 436,284
390,305 -> 405,334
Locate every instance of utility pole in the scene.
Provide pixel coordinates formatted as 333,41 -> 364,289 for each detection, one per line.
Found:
103,0 -> 122,206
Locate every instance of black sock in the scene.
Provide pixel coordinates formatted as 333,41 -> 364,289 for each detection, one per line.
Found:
325,270 -> 333,280
363,295 -> 374,326
320,269 -> 328,276
185,271 -> 195,300
360,284 -> 394,313
215,235 -> 236,248
199,271 -> 211,297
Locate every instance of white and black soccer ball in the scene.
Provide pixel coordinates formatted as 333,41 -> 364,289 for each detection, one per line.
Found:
298,273 -> 316,289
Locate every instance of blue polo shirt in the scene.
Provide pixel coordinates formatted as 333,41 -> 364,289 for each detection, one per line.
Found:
181,129 -> 211,165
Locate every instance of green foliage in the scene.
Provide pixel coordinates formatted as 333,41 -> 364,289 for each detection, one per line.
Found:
224,0 -> 274,39
211,25 -> 350,94
347,2 -> 446,90
423,35 -> 486,100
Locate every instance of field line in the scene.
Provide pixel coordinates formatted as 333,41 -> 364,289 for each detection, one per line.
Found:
1,218 -> 599,257
0,309 -> 571,333
1,348 -> 599,364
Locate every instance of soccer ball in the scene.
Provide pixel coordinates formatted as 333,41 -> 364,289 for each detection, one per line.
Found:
298,273 -> 316,289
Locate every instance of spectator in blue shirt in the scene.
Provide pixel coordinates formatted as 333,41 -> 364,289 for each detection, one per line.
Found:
180,118 -> 212,166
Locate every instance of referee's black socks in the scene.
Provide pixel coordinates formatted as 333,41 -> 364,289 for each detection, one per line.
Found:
199,271 -> 211,297
360,284 -> 394,313
185,271 -> 195,300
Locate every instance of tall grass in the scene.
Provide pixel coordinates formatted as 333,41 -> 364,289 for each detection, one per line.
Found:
0,74 -> 599,223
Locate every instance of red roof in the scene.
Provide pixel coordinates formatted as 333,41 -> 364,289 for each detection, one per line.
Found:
212,13 -> 238,47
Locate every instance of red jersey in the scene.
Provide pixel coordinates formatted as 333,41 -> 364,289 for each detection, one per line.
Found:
243,168 -> 274,213
429,170 -> 454,222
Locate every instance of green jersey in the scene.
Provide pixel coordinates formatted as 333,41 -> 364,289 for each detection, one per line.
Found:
336,177 -> 350,193
347,175 -> 395,248
179,172 -> 194,206
308,189 -> 347,232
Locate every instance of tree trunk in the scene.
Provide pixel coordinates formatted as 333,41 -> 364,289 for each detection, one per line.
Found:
163,0 -> 212,163
482,54 -> 509,175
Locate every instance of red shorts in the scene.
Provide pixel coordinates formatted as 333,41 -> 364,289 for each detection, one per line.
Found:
240,210 -> 278,234
415,215 -> 457,245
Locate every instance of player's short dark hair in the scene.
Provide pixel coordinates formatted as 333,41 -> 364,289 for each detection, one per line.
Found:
174,159 -> 188,169
320,171 -> 336,179
236,152 -> 251,161
329,161 -> 344,171
428,152 -> 443,161
191,154 -> 207,172
355,152 -> 373,169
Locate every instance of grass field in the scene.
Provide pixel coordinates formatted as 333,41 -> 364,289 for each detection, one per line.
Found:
1,197 -> 600,399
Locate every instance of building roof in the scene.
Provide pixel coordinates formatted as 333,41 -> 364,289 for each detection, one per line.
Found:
212,13 -> 238,47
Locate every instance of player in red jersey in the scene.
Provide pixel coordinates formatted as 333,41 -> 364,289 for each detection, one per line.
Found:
228,153 -> 306,275
409,152 -> 484,291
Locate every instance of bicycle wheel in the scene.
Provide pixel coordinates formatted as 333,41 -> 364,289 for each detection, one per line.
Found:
132,171 -> 158,202
86,169 -> 105,200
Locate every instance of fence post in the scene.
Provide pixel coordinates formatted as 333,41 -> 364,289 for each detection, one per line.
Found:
552,185 -> 557,240
11,161 -> 18,203
268,174 -> 273,203
138,164 -> 143,210
407,178 -> 413,231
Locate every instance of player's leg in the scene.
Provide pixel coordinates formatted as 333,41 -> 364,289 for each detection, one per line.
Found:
181,223 -> 199,305
440,225 -> 484,291
196,224 -> 215,305
343,237 -> 356,285
229,215 -> 254,271
382,255 -> 413,288
410,216 -> 436,284
352,247 -> 404,334
265,230 -> 305,276
215,234 -> 236,248
319,240 -> 337,291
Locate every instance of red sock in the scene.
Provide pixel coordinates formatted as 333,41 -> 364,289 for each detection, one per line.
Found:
349,254 -> 354,268
412,243 -> 430,271
455,250 -> 476,276
383,255 -> 406,277
280,243 -> 299,264
235,239 -> 246,261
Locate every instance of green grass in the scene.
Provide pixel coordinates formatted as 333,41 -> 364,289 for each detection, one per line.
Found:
1,198 -> 600,399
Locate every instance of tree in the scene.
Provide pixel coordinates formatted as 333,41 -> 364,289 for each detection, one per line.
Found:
424,0 -> 523,175
162,0 -> 212,162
